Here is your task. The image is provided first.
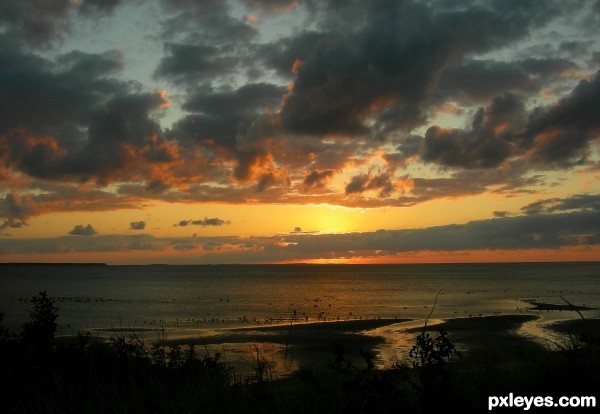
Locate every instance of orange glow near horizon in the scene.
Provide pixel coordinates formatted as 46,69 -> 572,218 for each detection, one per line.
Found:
3,184 -> 598,265
4,245 -> 594,265
279,246 -> 600,265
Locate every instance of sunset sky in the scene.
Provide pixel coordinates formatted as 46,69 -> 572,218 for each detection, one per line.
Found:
0,0 -> 599,264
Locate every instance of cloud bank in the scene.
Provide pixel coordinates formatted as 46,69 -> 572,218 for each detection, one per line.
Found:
0,0 -> 598,262
1,195 -> 598,263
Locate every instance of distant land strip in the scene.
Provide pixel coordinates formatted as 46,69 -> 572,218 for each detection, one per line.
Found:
0,262 -> 108,266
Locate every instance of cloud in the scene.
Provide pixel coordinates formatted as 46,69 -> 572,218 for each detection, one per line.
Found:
0,46 -> 175,186
174,217 -> 231,227
0,48 -> 122,134
0,219 -> 27,233
155,0 -> 257,84
1,196 -> 598,262
416,71 -> 600,170
277,0 -> 565,137
521,194 -> 600,215
0,0 -> 124,47
277,210 -> 600,257
175,83 -> 285,150
303,169 -> 335,190
420,93 -> 526,169
69,224 -> 97,236
160,0 -> 257,42
345,171 -> 397,198
523,71 -> 600,165
154,43 -> 239,84
435,58 -> 578,103
0,193 -> 35,221
129,221 -> 146,230
0,0 -> 598,222
0,193 -> 34,232
79,0 -> 124,15
240,0 -> 299,13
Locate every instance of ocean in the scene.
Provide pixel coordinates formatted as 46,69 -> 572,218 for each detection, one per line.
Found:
1,262 -> 598,337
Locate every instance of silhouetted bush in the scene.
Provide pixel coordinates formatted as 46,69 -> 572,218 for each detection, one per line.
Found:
0,292 -> 599,413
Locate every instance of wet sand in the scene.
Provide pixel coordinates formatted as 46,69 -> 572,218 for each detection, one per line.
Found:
545,318 -> 600,337
406,314 -> 544,358
158,314 -> 552,371
164,318 -> 409,370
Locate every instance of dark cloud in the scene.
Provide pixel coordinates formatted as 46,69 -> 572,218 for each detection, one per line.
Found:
0,0 -> 125,47
0,193 -> 34,233
277,0 -> 564,138
519,58 -> 580,80
256,169 -> 291,192
256,31 -> 329,79
408,164 -> 544,201
523,71 -> 600,165
0,219 -> 26,233
161,0 -> 256,43
154,43 -> 238,84
276,210 -> 600,259
183,83 -> 284,117
176,83 -> 284,148
420,93 -> 526,169
168,83 -> 288,191
0,47 -> 123,134
439,60 -> 535,102
387,135 -> 422,167
303,169 -> 335,190
129,221 -> 146,230
0,193 -> 35,222
79,92 -> 168,181
175,217 -> 231,227
417,71 -> 600,170
590,51 -> 600,68
559,40 -> 592,58
0,0 -> 598,224
79,0 -> 124,14
0,46 -> 176,185
69,224 -> 97,236
521,194 -> 600,215
345,171 -> 395,198
0,0 -> 73,47
240,0 -> 299,13
435,58 -> 578,103
155,0 -> 257,84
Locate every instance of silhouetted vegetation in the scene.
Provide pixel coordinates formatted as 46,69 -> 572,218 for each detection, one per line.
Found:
1,292 -> 598,413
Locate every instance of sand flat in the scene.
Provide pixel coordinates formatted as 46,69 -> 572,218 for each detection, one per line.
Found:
160,315 -> 552,370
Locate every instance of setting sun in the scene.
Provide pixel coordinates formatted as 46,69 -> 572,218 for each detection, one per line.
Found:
0,0 -> 598,265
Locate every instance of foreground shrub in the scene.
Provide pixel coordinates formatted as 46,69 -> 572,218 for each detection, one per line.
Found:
0,293 -> 598,413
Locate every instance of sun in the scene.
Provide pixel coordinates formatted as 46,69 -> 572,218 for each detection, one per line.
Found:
313,206 -> 355,234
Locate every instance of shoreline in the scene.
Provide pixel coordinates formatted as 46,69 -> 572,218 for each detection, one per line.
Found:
56,312 -> 599,373
160,314 -> 550,371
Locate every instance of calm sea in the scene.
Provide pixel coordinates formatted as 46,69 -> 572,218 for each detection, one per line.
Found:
1,262 -> 598,337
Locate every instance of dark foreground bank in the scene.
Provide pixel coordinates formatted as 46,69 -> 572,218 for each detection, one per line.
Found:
1,292 -> 599,413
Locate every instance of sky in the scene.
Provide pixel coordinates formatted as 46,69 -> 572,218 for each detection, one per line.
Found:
0,0 -> 599,264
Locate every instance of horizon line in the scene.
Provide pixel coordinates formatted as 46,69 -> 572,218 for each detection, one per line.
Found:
1,260 -> 599,266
